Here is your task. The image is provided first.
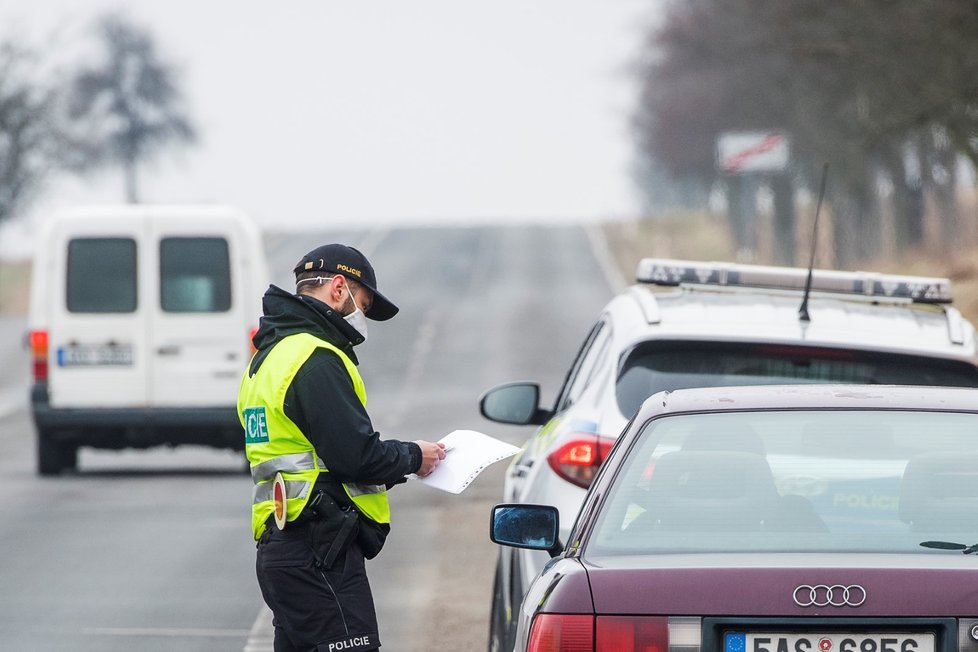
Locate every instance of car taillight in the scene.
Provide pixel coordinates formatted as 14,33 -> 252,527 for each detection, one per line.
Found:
547,434 -> 616,489
528,614 -> 593,651
529,615 -> 700,652
29,330 -> 48,382
596,616 -> 668,652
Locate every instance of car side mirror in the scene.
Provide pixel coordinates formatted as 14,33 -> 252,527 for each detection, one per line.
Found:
479,382 -> 547,425
489,503 -> 561,557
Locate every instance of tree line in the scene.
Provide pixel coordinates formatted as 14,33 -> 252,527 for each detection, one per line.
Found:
0,13 -> 195,225
633,0 -> 978,266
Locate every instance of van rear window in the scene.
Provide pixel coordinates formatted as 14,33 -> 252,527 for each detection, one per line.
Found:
66,238 -> 137,313
160,237 -> 231,312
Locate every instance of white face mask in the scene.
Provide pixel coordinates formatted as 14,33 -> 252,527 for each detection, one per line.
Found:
343,286 -> 369,343
296,276 -> 369,343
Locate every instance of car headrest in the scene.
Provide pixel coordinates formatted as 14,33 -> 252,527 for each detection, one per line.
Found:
643,451 -> 779,529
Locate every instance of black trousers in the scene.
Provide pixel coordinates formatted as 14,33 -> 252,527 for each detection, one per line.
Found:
257,524 -> 381,652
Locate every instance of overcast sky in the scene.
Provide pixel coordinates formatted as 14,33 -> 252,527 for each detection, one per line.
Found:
3,1 -> 655,254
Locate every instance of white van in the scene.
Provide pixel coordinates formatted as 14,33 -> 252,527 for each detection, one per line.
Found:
28,205 -> 270,475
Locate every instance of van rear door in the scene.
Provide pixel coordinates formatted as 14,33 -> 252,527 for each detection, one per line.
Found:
147,209 -> 251,407
49,215 -> 149,408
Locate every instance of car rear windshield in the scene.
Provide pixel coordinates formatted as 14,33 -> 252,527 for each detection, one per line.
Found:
66,238 -> 137,313
159,237 -> 231,312
589,409 -> 978,556
616,342 -> 978,417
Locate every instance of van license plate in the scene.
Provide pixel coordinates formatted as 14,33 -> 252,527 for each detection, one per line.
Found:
57,345 -> 133,366
725,633 -> 935,652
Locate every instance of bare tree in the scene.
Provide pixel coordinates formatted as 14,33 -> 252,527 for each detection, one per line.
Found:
634,0 -> 978,260
0,41 -> 63,223
67,13 -> 196,203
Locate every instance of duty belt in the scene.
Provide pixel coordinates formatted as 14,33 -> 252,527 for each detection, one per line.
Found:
265,488 -> 348,530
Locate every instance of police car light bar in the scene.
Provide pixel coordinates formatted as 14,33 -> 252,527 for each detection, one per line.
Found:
635,258 -> 953,304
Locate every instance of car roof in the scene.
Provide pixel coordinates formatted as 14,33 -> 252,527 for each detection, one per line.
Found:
635,257 -> 952,303
605,285 -> 975,361
598,258 -> 977,362
639,383 -> 978,418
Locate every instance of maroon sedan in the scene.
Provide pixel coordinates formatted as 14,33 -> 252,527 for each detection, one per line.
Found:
490,384 -> 978,652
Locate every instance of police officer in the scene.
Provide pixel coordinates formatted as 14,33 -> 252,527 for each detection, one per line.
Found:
239,243 -> 445,652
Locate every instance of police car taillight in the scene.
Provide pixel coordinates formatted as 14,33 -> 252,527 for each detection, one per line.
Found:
546,434 -> 616,489
29,330 -> 48,382
528,614 -> 701,652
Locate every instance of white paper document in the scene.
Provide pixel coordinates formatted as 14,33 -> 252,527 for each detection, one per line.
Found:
411,429 -> 521,494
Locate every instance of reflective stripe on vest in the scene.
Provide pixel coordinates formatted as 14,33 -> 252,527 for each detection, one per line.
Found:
253,478 -> 310,504
346,483 -> 386,498
251,452 -> 324,483
238,332 -> 391,540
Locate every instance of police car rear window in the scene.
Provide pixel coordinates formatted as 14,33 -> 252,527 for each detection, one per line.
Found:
160,237 -> 231,312
66,238 -> 137,313
616,342 -> 978,417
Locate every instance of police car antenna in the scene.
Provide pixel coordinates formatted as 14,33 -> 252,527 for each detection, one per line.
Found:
798,163 -> 829,323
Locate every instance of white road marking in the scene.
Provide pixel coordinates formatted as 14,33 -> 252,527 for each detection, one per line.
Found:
585,222 -> 627,293
385,306 -> 440,430
355,226 -> 390,258
83,626 -> 251,638
244,605 -> 276,652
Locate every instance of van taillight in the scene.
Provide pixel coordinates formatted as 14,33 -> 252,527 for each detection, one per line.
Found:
249,326 -> 259,353
29,330 -> 49,381
528,614 -> 593,651
529,615 -> 698,652
547,434 -> 616,489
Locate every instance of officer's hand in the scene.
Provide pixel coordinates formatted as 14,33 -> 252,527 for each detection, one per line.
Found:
414,440 -> 446,476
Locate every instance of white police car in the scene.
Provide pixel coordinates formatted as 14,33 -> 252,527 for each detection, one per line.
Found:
479,258 -> 978,652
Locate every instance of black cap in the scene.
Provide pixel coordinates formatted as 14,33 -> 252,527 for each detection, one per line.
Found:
293,244 -> 399,321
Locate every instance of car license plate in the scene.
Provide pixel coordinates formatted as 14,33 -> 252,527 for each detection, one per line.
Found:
724,633 -> 935,652
57,344 -> 133,366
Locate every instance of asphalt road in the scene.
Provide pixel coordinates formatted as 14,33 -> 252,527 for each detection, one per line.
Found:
0,223 -> 614,651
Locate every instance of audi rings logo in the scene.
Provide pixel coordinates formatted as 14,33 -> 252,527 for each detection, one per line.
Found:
793,584 -> 867,608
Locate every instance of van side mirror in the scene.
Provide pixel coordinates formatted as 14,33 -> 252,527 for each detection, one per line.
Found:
479,382 -> 548,425
489,503 -> 561,557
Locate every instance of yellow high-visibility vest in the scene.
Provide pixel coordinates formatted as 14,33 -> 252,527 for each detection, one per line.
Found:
238,332 -> 391,540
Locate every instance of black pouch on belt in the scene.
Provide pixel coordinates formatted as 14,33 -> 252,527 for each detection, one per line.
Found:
306,492 -> 360,570
356,518 -> 390,560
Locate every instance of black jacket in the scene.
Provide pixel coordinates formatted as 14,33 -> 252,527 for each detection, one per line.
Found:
249,285 -> 422,494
